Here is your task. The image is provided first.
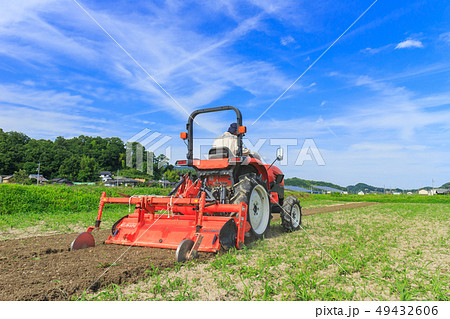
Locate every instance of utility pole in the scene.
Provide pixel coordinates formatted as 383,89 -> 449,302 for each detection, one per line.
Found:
36,162 -> 41,186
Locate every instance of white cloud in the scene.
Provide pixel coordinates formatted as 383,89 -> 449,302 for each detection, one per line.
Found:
0,82 -> 117,138
0,104 -> 109,138
0,0 -> 297,124
439,32 -> 450,44
0,83 -> 93,112
361,43 -> 394,54
395,39 -> 424,49
280,35 -> 295,46
243,74 -> 450,188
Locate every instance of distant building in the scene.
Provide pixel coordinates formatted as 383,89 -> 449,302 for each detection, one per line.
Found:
2,175 -> 13,183
284,186 -> 320,194
312,185 -> 344,194
28,174 -> 48,183
357,191 -> 365,195
104,176 -> 142,187
99,171 -> 112,182
158,179 -> 175,188
435,188 -> 450,195
52,178 -> 74,186
418,189 -> 429,195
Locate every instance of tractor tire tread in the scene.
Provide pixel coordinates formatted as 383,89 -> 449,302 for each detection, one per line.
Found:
280,196 -> 301,232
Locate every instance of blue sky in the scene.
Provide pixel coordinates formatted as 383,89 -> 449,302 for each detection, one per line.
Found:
0,0 -> 449,188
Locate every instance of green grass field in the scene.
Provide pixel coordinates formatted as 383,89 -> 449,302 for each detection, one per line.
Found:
1,184 -> 448,301
0,184 -> 170,233
87,202 -> 449,301
287,191 -> 450,204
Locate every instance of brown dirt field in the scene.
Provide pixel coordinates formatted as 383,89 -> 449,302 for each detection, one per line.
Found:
303,202 -> 379,215
0,229 -> 212,301
272,202 -> 379,222
0,202 -> 377,301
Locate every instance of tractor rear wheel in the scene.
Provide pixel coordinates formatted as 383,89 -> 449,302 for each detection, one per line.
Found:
231,173 -> 271,240
280,196 -> 301,232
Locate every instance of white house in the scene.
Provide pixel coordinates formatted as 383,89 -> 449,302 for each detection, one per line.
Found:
99,171 -> 112,182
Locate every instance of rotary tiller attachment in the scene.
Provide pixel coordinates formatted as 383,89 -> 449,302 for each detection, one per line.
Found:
71,191 -> 249,261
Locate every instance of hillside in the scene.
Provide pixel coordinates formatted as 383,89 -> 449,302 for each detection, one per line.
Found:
285,178 -> 450,194
284,177 -> 345,191
346,183 -> 402,194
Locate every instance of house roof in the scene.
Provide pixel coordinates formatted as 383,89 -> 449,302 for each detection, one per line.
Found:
284,186 -> 320,194
29,174 -> 48,182
104,177 -> 141,184
52,178 -> 73,184
312,185 -> 343,193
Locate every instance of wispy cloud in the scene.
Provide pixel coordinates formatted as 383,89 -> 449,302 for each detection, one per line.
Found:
395,39 -> 424,49
0,1 -> 448,188
0,103 -> 110,139
0,83 -> 94,112
361,43 -> 394,54
243,71 -> 450,184
0,0 -> 300,135
280,35 -> 295,46
439,31 -> 450,44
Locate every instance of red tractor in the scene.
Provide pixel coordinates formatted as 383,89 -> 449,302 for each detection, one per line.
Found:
71,106 -> 301,261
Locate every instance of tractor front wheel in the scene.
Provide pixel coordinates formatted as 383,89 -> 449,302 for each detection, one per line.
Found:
280,196 -> 301,232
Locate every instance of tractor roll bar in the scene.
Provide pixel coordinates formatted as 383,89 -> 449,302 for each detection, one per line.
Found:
186,106 -> 243,160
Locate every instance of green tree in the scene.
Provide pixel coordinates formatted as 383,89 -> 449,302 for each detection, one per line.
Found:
12,169 -> 29,185
58,156 -> 80,180
0,129 -> 29,174
0,128 -> 164,182
164,169 -> 180,182
78,156 -> 99,182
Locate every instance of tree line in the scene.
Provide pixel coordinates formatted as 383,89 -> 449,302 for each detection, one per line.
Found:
0,129 -> 176,182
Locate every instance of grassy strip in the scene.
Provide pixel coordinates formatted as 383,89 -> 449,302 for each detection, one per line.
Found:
0,184 -> 170,215
0,184 -> 170,231
287,192 -> 450,204
0,185 -> 343,231
87,203 -> 449,301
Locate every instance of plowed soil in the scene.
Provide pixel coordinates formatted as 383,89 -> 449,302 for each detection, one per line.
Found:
0,230 -> 212,301
271,201 -> 378,222
0,202 -> 377,301
302,202 -> 378,215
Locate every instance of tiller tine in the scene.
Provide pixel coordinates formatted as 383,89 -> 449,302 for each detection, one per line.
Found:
70,232 -> 95,250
